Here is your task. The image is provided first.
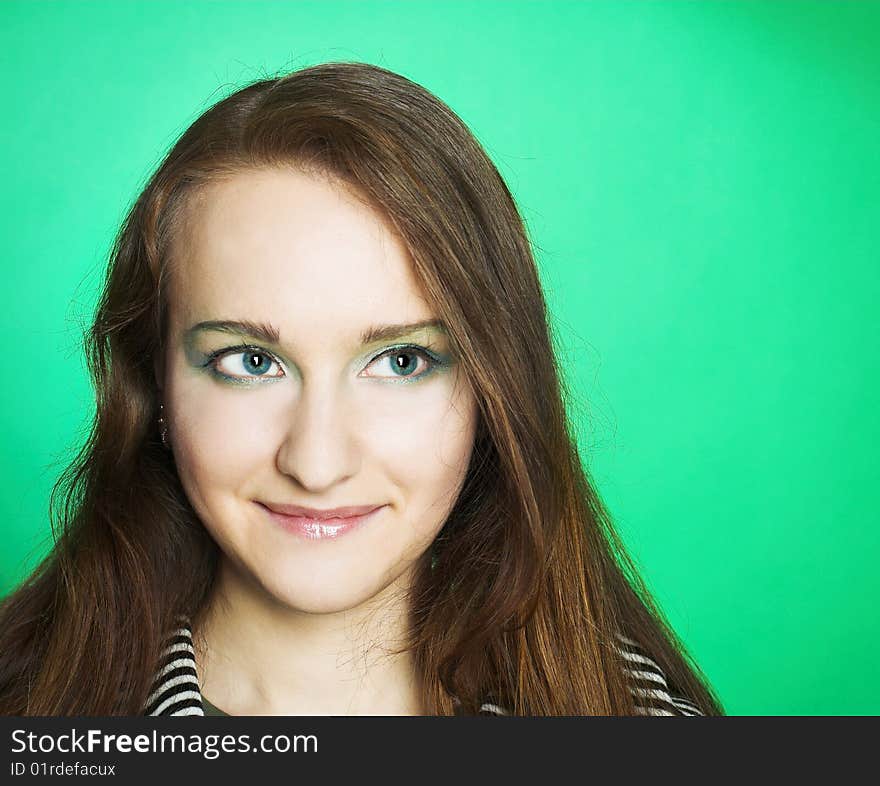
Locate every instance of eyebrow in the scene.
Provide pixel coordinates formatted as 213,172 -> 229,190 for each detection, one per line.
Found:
185,318 -> 446,347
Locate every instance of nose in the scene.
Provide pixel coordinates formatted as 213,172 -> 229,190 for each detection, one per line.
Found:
274,379 -> 359,493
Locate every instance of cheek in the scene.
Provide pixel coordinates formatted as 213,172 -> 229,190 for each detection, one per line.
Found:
366,380 -> 478,523
166,381 -> 274,501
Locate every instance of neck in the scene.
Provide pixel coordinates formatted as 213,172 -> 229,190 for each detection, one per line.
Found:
192,557 -> 425,716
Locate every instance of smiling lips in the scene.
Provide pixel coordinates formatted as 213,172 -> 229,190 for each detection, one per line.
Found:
256,501 -> 386,540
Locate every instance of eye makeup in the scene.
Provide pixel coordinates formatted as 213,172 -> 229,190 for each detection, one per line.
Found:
364,343 -> 450,385
192,341 -> 453,386
200,344 -> 285,386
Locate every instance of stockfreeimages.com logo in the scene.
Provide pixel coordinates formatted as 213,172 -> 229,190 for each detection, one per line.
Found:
11,728 -> 317,760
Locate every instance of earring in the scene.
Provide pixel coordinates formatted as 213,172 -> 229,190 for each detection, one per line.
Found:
158,403 -> 170,449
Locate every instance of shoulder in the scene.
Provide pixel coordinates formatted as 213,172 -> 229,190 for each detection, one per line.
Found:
479,633 -> 705,717
143,617 -> 205,716
614,633 -> 704,716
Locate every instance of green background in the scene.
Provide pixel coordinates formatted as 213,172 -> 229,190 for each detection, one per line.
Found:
2,0 -> 877,715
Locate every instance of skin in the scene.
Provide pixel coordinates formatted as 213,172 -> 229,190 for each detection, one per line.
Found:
155,167 -> 479,715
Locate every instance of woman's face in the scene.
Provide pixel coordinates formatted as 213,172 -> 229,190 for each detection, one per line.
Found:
160,167 -> 478,614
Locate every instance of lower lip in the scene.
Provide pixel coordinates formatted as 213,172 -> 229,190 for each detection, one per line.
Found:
257,502 -> 385,541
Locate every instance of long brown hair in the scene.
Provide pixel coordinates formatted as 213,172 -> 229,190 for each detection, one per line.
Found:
0,61 -> 723,715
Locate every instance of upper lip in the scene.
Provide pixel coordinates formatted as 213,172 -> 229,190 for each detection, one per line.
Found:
259,501 -> 384,520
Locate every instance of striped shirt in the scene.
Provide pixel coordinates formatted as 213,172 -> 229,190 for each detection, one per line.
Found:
143,618 -> 704,717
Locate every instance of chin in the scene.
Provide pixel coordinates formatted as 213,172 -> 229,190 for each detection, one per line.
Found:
262,578 -> 389,615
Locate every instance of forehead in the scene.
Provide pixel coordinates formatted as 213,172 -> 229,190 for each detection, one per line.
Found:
169,168 -> 433,335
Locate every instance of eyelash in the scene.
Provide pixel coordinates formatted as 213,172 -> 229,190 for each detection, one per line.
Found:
202,343 -> 443,384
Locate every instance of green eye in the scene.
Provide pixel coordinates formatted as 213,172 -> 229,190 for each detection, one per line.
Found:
201,342 -> 447,385
362,345 -> 443,381
202,345 -> 285,384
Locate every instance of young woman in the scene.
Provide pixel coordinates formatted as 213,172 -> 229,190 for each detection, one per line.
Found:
0,61 -> 723,716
